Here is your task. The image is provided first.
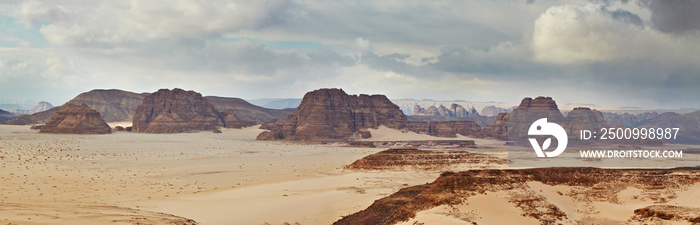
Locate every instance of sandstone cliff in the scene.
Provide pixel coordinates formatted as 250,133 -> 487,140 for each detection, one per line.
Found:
39,103 -> 111,134
132,88 -> 251,133
257,88 -> 407,141
257,89 -> 483,141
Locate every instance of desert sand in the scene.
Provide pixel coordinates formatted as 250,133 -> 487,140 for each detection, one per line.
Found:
0,124 -> 492,224
3,124 -> 700,225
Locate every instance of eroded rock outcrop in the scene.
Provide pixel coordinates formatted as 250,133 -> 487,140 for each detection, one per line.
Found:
345,148 -> 506,170
39,103 -> 111,134
132,88 -> 251,133
257,88 -> 407,141
413,103 -> 476,116
335,167 -> 700,225
257,89 -> 483,141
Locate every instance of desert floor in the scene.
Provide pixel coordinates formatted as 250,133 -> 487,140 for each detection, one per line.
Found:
2,124 -> 699,225
0,125 -> 505,225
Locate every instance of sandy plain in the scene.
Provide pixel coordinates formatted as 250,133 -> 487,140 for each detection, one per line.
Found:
0,125 -> 500,225
2,124 -> 699,225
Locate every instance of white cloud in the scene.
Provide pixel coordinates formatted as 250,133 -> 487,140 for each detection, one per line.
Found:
532,4 -> 643,64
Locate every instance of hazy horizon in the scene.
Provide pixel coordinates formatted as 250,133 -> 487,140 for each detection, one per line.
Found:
2,0 -> 700,109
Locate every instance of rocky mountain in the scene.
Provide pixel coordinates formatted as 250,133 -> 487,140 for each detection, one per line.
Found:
603,111 -> 659,127
67,89 -> 148,122
635,111 -> 700,144
204,96 -> 292,123
39,103 -> 112,134
412,103 -> 478,116
0,109 -> 19,123
132,88 -> 254,133
3,89 -> 147,125
3,89 -> 290,126
257,88 -> 408,141
10,101 -> 54,115
2,107 -> 60,125
258,89 -> 483,141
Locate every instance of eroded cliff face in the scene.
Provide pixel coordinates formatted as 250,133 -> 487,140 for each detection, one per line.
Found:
257,88 -> 407,141
132,88 -> 252,133
257,88 -> 483,141
39,103 -> 111,134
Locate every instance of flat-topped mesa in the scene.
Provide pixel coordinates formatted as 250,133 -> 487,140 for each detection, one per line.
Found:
39,103 -> 112,134
132,88 -> 250,133
258,88 -> 407,141
482,96 -> 564,140
518,96 -> 559,110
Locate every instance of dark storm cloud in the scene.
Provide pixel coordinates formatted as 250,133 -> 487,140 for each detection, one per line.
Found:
644,0 -> 700,34
609,9 -> 643,27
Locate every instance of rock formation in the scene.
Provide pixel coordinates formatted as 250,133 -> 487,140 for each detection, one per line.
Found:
2,107 -> 60,125
39,103 -> 112,134
335,167 -> 700,225
563,107 -> 609,139
635,111 -> 700,144
257,88 -> 407,141
257,89 -> 484,141
480,105 -> 509,117
10,101 -> 54,115
205,96 -> 293,123
482,96 -> 564,141
132,88 -> 251,133
345,148 -> 506,170
4,89 -> 290,125
0,109 -> 18,123
68,89 -> 149,122
413,103 -> 475,116
480,112 -> 509,140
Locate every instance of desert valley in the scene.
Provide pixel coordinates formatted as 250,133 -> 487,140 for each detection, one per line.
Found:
1,88 -> 700,225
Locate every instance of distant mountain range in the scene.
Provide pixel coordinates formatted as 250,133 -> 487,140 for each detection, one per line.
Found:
3,89 -> 292,125
10,101 -> 54,115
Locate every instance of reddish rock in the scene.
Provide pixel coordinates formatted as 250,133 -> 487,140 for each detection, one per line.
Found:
481,112 -> 510,140
258,88 -> 407,141
39,103 -> 112,134
132,88 -> 228,133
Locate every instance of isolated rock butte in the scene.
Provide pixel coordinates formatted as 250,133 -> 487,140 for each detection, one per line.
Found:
258,88 -> 407,141
481,96 -> 565,140
39,103 -> 111,134
132,88 -> 251,133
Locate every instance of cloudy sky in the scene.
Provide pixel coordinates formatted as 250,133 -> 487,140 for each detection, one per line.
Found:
1,0 -> 699,109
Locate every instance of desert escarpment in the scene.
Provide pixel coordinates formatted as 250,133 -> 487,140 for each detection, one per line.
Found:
345,148 -> 506,170
335,167 -> 700,225
39,103 -> 112,134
